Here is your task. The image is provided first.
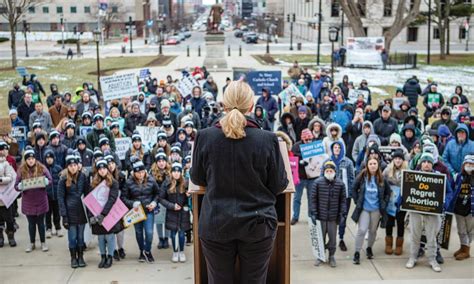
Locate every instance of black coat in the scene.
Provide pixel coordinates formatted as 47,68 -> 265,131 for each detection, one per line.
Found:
309,176 -> 346,222
402,78 -> 422,107
45,164 -> 63,200
160,184 -> 191,231
122,175 -> 160,209
124,113 -> 147,137
17,101 -> 35,130
373,117 -> 398,146
61,135 -> 76,149
57,172 -> 89,225
351,174 -> 391,228
124,149 -> 151,173
191,117 -> 288,241
343,121 -> 363,162
8,88 -> 25,109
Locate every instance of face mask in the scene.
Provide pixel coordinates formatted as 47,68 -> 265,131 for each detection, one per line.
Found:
185,105 -> 192,111
324,172 -> 335,181
465,165 -> 474,174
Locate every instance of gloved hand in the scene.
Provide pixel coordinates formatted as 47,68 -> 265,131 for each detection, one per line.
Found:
89,216 -> 98,225
133,201 -> 141,209
310,215 -> 317,225
96,214 -> 104,225
17,182 -> 24,191
62,220 -> 69,230
299,160 -> 309,167
44,177 -> 49,186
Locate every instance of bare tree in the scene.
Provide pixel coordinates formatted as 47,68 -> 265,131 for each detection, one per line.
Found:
340,0 -> 422,53
0,0 -> 41,68
95,1 -> 124,40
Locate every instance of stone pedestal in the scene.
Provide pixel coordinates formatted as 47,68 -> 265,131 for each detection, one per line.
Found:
204,33 -> 228,69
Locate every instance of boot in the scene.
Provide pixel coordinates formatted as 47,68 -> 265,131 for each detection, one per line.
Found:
7,231 -> 16,247
0,228 -> 4,248
163,237 -> 170,249
385,236 -> 393,255
77,247 -> 87,267
353,252 -> 360,265
453,246 -> 463,258
455,245 -> 470,261
70,248 -> 79,269
118,248 -> 126,259
103,255 -> 113,269
113,250 -> 120,261
98,254 -> 106,268
157,238 -> 164,249
394,237 -> 404,256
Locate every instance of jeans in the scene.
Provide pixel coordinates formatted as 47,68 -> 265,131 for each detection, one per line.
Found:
338,198 -> 352,240
67,224 -> 85,249
134,213 -> 154,252
170,230 -> 185,252
45,197 -> 61,231
98,234 -> 116,256
26,214 -> 46,243
386,210 -> 407,238
292,178 -> 315,220
156,223 -> 170,238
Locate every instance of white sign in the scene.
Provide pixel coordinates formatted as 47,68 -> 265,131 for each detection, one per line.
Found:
348,89 -> 370,104
115,138 -> 131,160
100,73 -> 138,101
393,97 -> 407,111
346,37 -> 384,67
308,218 -> 326,262
0,182 -> 20,209
136,126 -> 160,150
175,75 -> 199,98
278,83 -> 305,107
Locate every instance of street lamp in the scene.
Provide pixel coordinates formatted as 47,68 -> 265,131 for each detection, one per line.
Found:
157,18 -> 163,55
328,26 -> 339,81
93,30 -> 101,94
265,17 -> 271,54
427,0 -> 431,64
22,20 -> 29,57
317,0 -> 322,65
287,13 -> 295,51
128,16 -> 134,53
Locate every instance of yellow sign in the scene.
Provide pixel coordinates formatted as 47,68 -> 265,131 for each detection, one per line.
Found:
122,205 -> 147,228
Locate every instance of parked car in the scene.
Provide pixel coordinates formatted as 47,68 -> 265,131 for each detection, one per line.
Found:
245,32 -> 258,44
181,28 -> 192,38
166,36 -> 180,45
234,29 -> 243,38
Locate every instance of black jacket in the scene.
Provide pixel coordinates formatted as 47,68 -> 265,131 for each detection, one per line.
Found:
124,113 -> 147,137
8,88 -> 25,109
122,175 -> 160,209
310,176 -> 346,222
58,172 -> 89,225
17,101 -> 35,130
373,117 -> 398,146
402,78 -> 422,107
160,183 -> 191,231
124,149 -> 151,173
351,174 -> 391,228
191,117 -> 288,241
45,164 -> 63,200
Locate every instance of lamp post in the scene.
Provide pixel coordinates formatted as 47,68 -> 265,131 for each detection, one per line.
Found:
265,16 -> 271,54
328,26 -> 339,81
22,20 -> 29,57
427,0 -> 431,64
158,18 -> 163,55
60,17 -> 65,49
287,13 -> 295,51
317,0 -> 322,65
129,16 -> 134,53
93,30 -> 101,94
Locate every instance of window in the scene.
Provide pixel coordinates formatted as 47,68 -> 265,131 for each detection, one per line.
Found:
409,0 -> 415,10
383,0 -> 392,17
56,6 -> 63,14
28,6 -> 35,13
42,6 -> 49,14
331,0 -> 340,17
382,27 -> 390,36
433,27 -> 440,39
407,27 -> 418,42
358,0 -> 366,17
84,6 -> 91,13
111,6 -> 118,13
70,6 -> 77,13
363,27 -> 368,36
459,27 -> 467,39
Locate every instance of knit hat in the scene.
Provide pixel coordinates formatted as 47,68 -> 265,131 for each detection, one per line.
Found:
93,113 -> 104,123
177,128 -> 186,136
32,119 -> 42,129
184,155 -> 192,163
9,109 -> 17,116
298,106 -> 307,113
419,152 -> 434,164
110,121 -> 120,129
93,148 -> 103,159
408,107 -> 418,115
368,144 -> 380,156
131,156 -> 145,172
44,149 -> 55,160
104,154 -> 115,164
162,120 -> 172,128
66,121 -> 76,130
49,130 -> 60,140
382,105 -> 391,112
35,133 -> 46,143
184,121 -> 194,128
367,134 -> 381,146
95,159 -> 108,169
323,160 -> 336,171
81,112 -> 92,119
171,162 -> 182,172
98,134 -> 109,146
463,154 -> 474,165
392,148 -> 405,160
161,99 -> 171,109
389,133 -> 402,145
170,143 -> 181,154
146,112 -> 157,123
23,146 -> 35,159
155,151 -> 167,161
131,131 -> 141,142
76,136 -> 86,145
300,128 -> 314,140
65,151 -> 79,166
157,131 -> 167,141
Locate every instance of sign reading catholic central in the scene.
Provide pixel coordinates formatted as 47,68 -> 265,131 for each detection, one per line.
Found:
401,170 -> 446,215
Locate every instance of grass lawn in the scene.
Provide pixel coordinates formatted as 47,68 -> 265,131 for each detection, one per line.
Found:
253,54 -> 331,66
0,56 -> 175,115
417,53 -> 474,66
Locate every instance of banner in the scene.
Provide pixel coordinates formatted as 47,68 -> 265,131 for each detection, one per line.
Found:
348,89 -> 370,104
379,146 -> 399,163
0,182 -> 20,209
22,177 -> 46,190
0,118 -> 12,135
136,126 -> 160,150
300,141 -> 327,179
246,71 -> 282,96
115,137 -> 131,160
289,156 -> 300,186
100,73 -> 138,101
341,168 -> 349,198
308,218 -> 326,262
345,37 -> 384,67
438,213 -> 453,250
101,198 -> 128,232
278,84 -> 305,107
401,170 -> 446,215
10,126 -> 27,142
16,67 -> 28,77
123,205 -> 147,228
279,141 -> 295,193
387,186 -> 401,217
175,75 -> 199,98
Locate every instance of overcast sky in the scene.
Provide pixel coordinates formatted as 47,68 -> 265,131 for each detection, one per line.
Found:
202,0 -> 217,5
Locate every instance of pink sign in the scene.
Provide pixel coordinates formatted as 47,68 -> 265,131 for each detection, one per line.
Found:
102,198 -> 128,232
289,156 -> 300,186
0,182 -> 20,209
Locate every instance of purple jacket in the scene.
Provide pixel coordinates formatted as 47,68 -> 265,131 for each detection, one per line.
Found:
15,164 -> 52,216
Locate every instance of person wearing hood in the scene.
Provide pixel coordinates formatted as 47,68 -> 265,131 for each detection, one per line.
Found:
175,128 -> 191,155
358,80 -> 372,105
8,82 -> 25,109
203,76 -> 219,100
449,155 -> 474,261
178,101 -> 201,130
74,137 -> 93,169
22,74 -> 46,100
453,85 -> 469,107
401,123 -> 417,150
308,117 -> 326,141
46,84 -> 60,108
319,93 -> 335,121
46,130 -> 68,168
290,129 -> 319,225
373,106 -> 398,146
389,133 -> 410,161
124,102 -> 147,137
84,82 -> 100,105
252,105 -> 271,131
352,121 -> 375,162
86,113 -> 116,152
423,84 -> 445,126
431,107 -> 458,135
402,76 -> 422,108
344,107 -> 364,162
338,75 -> 350,99
447,93 -> 462,108
327,141 -> 354,252
322,123 -> 345,155
442,124 -> 474,176
256,88 -> 279,130
189,86 -> 207,119
278,113 -> 297,143
294,106 -> 311,142
331,94 -> 353,135
0,141 -> 17,248
43,149 -> 63,239
437,125 -> 453,156
309,161 -> 347,267
393,100 -> 411,121
403,115 -> 423,138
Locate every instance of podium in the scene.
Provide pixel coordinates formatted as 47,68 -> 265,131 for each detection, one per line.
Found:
191,187 -> 294,284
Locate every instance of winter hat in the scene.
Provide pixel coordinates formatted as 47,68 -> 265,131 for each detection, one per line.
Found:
177,128 -> 186,136
0,140 -> 8,151
98,134 -> 109,146
32,119 -> 42,129
408,107 -> 418,116
171,162 -> 182,172
368,144 -> 380,156
93,113 -> 104,123
323,160 -> 336,171
389,133 -> 402,145
76,136 -> 86,145
9,109 -> 18,116
184,155 -> 192,163
110,121 -> 120,129
300,128 -> 314,140
44,149 -> 55,160
161,99 -> 171,109
157,131 -> 168,141
146,112 -> 157,123
81,112 -> 92,120
367,134 -> 381,147
66,121 -> 76,130
155,151 -> 167,161
131,156 -> 145,172
382,105 -> 391,112
162,120 -> 172,128
93,148 -> 103,159
170,143 -> 181,154
49,130 -> 60,140
184,121 -> 194,128
35,133 -> 46,143
422,142 -> 439,163
392,149 -> 405,160
95,159 -> 108,169
65,150 -> 79,166
419,152 -> 434,164
23,146 -> 35,159
74,152 -> 82,164
298,106 -> 307,113
131,131 -> 141,142
104,154 -> 115,164
463,154 -> 474,165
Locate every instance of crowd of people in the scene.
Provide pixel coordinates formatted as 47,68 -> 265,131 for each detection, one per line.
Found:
0,63 -> 473,274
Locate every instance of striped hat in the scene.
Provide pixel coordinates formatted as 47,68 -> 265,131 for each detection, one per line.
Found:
171,162 -> 182,172
110,121 -> 120,129
49,130 -> 60,140
157,132 -> 167,141
104,154 -> 115,164
93,113 -> 104,123
23,146 -> 35,159
463,154 -> 474,165
184,155 -> 192,163
155,151 -> 167,161
184,121 -> 194,128
0,140 -> 9,151
170,144 -> 181,154
66,121 -> 76,129
98,135 -> 109,146
65,153 -> 79,166
132,158 -> 145,172
32,119 -> 42,129
81,112 -> 92,119
95,159 -> 108,169
93,148 -> 103,159
132,131 -> 141,142
419,152 -> 434,164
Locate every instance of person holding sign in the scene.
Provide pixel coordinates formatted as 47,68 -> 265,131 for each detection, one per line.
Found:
122,157 -> 160,264
351,157 -> 391,265
0,141 -> 17,248
57,153 -> 89,269
15,146 -> 53,253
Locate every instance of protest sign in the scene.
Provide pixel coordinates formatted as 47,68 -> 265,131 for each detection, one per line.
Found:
341,168 -> 349,198
246,71 -> 282,96
79,126 -> 93,137
10,126 -> 27,142
279,141 -> 295,193
175,75 -> 199,98
308,218 -> 326,262
401,170 -> 446,215
300,141 -> 328,179
136,126 -> 160,150
345,37 -> 384,67
123,205 -> 147,228
387,186 -> 401,217
115,137 -> 131,160
379,146 -> 399,163
0,182 -> 20,209
0,118 -> 12,135
22,177 -> 46,191
138,68 -> 150,79
102,198 -> 128,232
100,72 -> 138,101
278,83 -> 305,107
393,97 -> 407,111
348,89 -> 370,104
451,105 -> 466,120
15,67 -> 28,77
289,156 -> 300,186
232,67 -> 255,81
438,213 -> 453,250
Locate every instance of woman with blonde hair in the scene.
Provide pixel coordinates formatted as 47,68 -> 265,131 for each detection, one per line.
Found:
191,80 -> 288,283
107,107 -> 125,132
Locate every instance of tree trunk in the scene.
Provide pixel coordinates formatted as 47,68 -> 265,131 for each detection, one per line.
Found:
339,1 -> 366,36
436,0 -> 446,59
9,22 -> 17,68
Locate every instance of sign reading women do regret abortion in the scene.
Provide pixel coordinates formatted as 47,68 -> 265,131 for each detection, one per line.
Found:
401,170 -> 446,215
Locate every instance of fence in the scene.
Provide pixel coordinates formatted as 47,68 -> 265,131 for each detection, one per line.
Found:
386,52 -> 417,69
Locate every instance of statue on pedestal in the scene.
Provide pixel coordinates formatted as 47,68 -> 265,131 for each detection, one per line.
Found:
207,4 -> 224,34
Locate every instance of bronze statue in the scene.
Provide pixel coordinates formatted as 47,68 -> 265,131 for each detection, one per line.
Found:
207,4 -> 224,33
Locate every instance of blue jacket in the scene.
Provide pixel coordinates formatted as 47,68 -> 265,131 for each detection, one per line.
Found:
329,141 -> 355,198
310,79 -> 324,102
45,163 -> 63,200
190,97 -> 207,119
442,124 -> 474,174
256,95 -> 279,122
447,173 -> 473,215
330,102 -> 352,134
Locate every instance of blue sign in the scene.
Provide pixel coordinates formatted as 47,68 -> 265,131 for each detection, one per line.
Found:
147,20 -> 154,27
16,67 -> 28,77
99,3 -> 108,11
300,141 -> 325,160
246,71 -> 282,96
79,126 -> 93,137
139,69 -> 151,79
